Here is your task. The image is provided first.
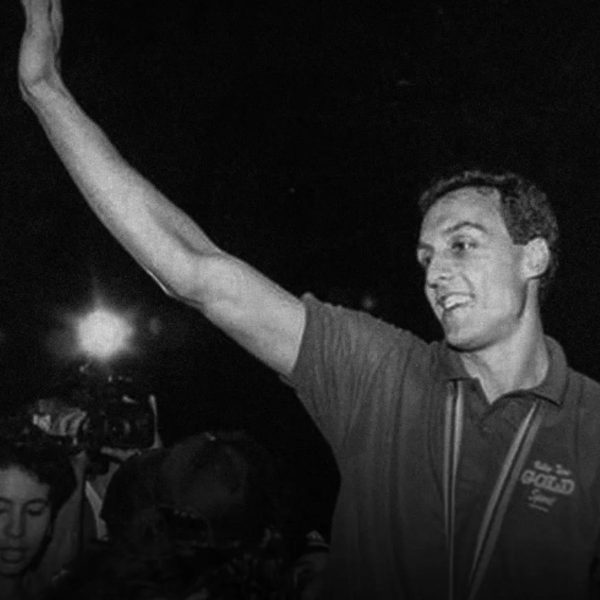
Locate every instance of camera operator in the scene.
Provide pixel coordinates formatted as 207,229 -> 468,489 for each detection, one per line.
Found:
31,392 -> 162,547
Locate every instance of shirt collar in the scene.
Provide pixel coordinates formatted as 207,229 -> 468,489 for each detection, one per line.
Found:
438,336 -> 568,407
528,336 -> 568,406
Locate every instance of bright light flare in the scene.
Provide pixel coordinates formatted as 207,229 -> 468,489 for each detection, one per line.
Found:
76,309 -> 134,360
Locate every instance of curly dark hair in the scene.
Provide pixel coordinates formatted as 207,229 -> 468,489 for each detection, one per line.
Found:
0,441 -> 76,517
417,168 -> 560,300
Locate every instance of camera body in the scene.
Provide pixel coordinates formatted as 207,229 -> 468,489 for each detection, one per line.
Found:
76,379 -> 155,450
32,364 -> 156,451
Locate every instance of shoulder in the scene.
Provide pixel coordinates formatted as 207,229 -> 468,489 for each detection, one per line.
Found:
300,293 -> 428,353
294,293 -> 438,382
289,293 -> 438,400
568,367 -> 600,405
558,360 -> 600,440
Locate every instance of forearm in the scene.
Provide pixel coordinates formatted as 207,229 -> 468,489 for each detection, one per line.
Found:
23,79 -> 221,300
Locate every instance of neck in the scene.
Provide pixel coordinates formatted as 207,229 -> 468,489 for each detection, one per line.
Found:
458,312 -> 549,404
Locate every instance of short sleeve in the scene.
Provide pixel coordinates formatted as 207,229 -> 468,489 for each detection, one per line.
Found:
283,293 -> 424,451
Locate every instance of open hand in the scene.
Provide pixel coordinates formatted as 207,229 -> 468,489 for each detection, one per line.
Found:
18,0 -> 64,94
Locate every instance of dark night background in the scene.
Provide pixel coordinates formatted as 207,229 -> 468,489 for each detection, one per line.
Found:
2,0 -> 600,533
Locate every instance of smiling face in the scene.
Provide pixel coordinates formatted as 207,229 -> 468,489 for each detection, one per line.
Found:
417,186 -> 534,351
0,467 -> 51,578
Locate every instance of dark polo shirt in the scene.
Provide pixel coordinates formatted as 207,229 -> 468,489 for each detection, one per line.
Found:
288,294 -> 600,600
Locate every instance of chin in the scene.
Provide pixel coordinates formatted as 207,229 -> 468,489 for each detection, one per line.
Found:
446,339 -> 473,352
443,327 -> 485,352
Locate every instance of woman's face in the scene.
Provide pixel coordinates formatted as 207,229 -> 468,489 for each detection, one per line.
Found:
0,467 -> 51,577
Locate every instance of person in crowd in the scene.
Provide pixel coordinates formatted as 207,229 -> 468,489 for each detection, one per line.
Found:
51,430 -> 293,599
0,440 -> 76,600
28,360 -> 163,546
16,0 -> 600,598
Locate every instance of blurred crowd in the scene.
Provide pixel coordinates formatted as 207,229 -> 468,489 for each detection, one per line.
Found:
0,383 -> 330,600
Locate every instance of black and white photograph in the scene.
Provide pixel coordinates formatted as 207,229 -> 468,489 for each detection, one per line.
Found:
1,1 -> 600,598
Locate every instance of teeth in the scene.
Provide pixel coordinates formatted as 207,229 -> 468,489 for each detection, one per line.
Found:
439,294 -> 470,310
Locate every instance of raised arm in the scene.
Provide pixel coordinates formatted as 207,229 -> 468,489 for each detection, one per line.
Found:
17,0 -> 305,376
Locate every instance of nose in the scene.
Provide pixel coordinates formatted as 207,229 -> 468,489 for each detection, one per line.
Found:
4,510 -> 25,540
425,251 -> 454,288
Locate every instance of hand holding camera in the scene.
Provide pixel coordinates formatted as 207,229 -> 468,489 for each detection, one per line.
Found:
32,399 -> 87,442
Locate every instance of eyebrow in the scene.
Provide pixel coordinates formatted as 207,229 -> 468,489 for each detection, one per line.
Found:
417,220 -> 489,252
0,497 -> 49,505
443,220 -> 489,235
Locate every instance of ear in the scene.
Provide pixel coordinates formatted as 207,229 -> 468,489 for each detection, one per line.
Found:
522,237 -> 550,280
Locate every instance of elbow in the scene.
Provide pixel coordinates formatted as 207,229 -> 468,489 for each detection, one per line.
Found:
152,253 -> 239,314
153,270 -> 204,307
160,280 -> 188,302
141,255 -> 204,307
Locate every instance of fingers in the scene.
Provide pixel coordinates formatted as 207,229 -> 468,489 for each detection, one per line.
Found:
32,406 -> 87,438
57,409 -> 87,437
24,0 -> 62,51
21,0 -> 50,32
18,0 -> 64,92
50,0 -> 63,42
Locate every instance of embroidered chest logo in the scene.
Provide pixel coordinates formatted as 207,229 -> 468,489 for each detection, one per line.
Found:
519,460 -> 576,513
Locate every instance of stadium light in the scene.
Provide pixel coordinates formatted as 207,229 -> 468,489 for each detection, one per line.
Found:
76,308 -> 134,360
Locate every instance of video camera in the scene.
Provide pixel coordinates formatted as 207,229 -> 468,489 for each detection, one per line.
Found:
29,363 -> 156,452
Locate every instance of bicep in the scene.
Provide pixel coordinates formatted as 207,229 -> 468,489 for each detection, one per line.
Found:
183,253 -> 306,376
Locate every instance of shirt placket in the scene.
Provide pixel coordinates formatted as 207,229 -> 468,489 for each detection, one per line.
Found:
446,382 -> 545,600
